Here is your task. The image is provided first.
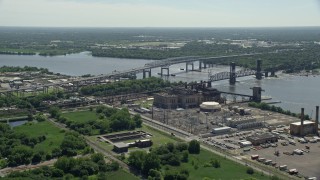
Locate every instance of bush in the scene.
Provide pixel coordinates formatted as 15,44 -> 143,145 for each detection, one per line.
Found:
188,140 -> 200,154
246,167 -> 254,175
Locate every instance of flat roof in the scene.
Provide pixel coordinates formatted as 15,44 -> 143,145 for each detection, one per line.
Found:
113,142 -> 129,148
213,127 -> 231,131
291,120 -> 315,126
247,133 -> 277,141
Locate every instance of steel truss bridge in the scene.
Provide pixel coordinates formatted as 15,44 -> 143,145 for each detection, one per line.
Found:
209,69 -> 256,82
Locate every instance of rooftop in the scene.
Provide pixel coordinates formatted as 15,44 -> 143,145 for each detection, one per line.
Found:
113,142 -> 129,148
247,133 -> 277,141
291,120 -> 315,126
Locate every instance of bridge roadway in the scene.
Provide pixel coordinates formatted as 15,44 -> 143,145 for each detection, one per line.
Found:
0,53 -> 263,94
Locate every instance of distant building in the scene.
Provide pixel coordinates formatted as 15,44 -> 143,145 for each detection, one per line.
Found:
212,127 -> 231,134
113,142 -> 129,153
153,85 -> 220,109
246,133 -> 278,146
135,139 -> 153,148
290,120 -> 317,136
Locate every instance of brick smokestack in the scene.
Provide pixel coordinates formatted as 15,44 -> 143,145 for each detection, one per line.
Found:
316,106 -> 319,135
300,108 -> 304,136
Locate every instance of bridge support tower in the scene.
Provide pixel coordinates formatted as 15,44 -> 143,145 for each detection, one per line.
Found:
229,62 -> 236,85
199,61 -> 207,70
256,59 -> 263,80
161,67 -> 170,76
186,62 -> 194,72
251,87 -> 264,102
143,68 -> 152,79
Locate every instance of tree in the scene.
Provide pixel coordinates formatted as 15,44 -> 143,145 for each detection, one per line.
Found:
247,167 -> 254,175
91,153 -> 104,163
54,157 -> 76,173
49,106 -> 61,118
8,146 -> 34,166
32,152 -> 42,164
128,151 -> 147,171
143,153 -> 161,174
133,114 -> 142,128
148,169 -> 162,180
181,150 -> 189,162
188,140 -> 200,154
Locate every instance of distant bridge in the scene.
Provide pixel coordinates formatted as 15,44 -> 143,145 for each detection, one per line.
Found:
209,68 -> 256,82
0,52 -> 271,96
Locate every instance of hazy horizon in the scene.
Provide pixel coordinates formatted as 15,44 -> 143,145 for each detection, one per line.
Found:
0,0 -> 320,27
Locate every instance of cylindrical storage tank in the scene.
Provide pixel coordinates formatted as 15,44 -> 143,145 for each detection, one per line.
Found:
200,102 -> 221,112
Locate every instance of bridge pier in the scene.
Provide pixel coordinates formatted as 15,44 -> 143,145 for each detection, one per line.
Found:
251,87 -> 265,102
143,68 -> 152,79
161,67 -> 169,76
186,62 -> 194,72
229,62 -> 236,85
256,59 -> 263,80
270,70 -> 276,77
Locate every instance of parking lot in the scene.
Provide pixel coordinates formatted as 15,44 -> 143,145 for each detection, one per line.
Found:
246,135 -> 320,178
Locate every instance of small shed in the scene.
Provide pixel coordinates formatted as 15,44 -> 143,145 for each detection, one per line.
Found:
113,142 -> 129,153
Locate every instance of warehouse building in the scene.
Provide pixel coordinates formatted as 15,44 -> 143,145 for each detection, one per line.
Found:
113,142 -> 129,153
246,133 -> 278,146
290,120 -> 317,136
290,107 -> 318,136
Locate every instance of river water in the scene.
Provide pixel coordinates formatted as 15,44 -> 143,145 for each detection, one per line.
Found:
0,52 -> 319,117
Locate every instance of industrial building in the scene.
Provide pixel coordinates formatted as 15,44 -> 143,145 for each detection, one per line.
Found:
212,127 -> 231,134
113,142 -> 129,153
246,133 -> 278,146
290,107 -> 319,136
225,117 -> 256,128
153,84 -> 220,109
290,120 -> 317,136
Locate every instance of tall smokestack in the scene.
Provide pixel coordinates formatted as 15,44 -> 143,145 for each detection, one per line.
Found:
300,108 -> 305,136
316,106 -> 319,135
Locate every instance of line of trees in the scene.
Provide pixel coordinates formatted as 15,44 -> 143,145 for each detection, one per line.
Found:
5,153 -> 120,179
0,66 -> 50,73
80,77 -> 178,96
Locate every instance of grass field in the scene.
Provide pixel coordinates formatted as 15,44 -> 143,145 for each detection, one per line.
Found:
62,110 -> 98,123
84,169 -> 139,180
14,121 -> 65,153
164,149 -> 270,180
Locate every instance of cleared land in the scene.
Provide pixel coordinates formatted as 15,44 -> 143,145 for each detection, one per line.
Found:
62,110 -> 97,123
14,121 -> 65,153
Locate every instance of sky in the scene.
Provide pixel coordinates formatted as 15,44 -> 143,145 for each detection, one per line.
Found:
0,0 -> 320,27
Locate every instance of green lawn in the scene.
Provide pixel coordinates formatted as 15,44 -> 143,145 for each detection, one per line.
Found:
163,149 -> 270,180
14,121 -> 65,153
62,110 -> 98,123
82,169 -> 139,180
